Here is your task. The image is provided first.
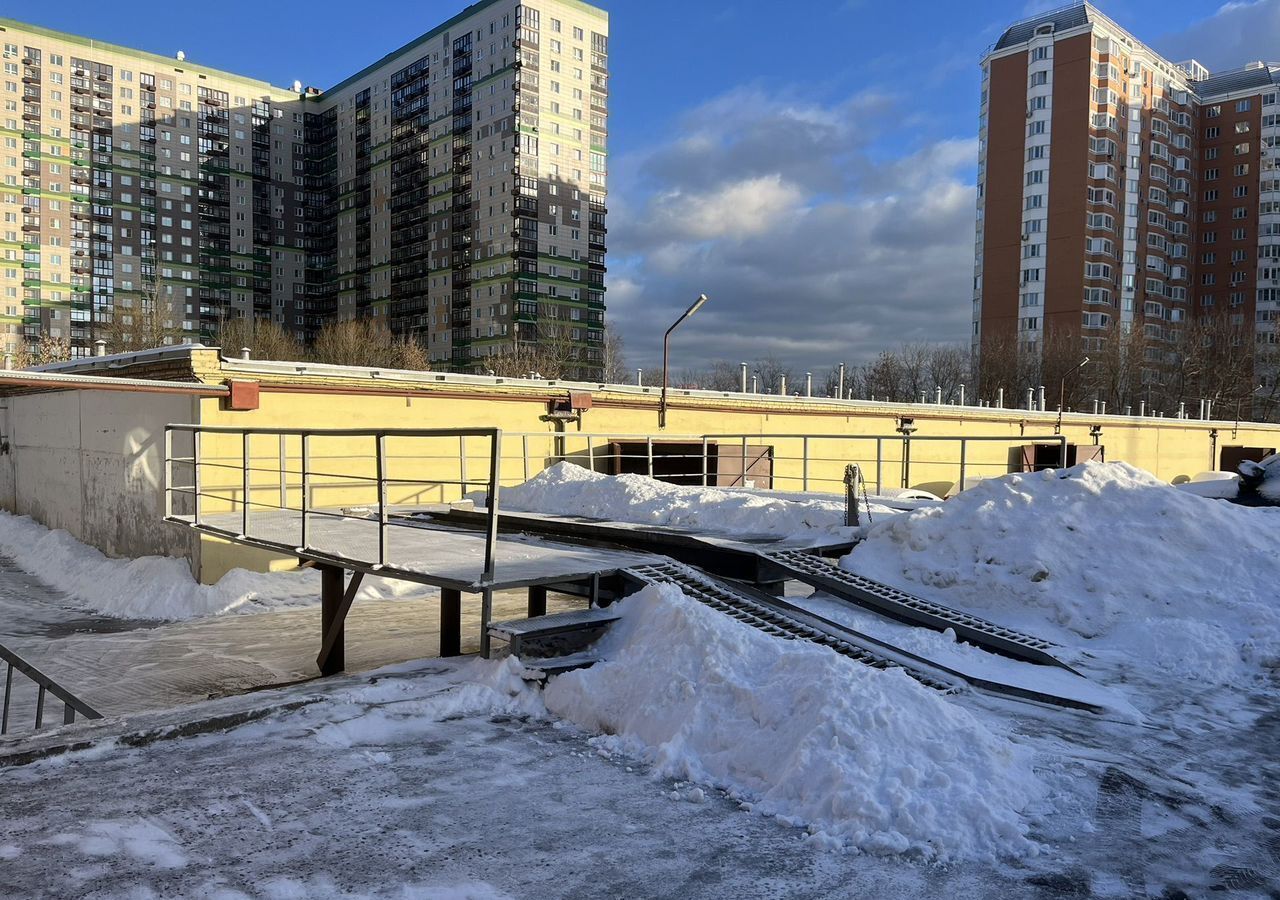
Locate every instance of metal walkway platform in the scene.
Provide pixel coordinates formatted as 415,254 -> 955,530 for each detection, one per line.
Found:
758,550 -> 1075,671
422,508 -> 855,585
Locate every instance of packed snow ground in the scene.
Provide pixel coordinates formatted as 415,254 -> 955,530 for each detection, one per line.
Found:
500,461 -> 899,537
4,461 -> 1279,895
842,462 -> 1280,684
0,511 -> 434,621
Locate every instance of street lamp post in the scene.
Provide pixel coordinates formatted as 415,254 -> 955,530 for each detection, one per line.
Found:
1055,357 -> 1090,436
660,294 -> 710,429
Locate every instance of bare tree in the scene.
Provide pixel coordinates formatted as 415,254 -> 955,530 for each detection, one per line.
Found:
486,321 -> 583,379
102,271 -> 186,353
217,316 -> 305,362
311,319 -> 431,370
601,322 -> 628,384
13,334 -> 71,369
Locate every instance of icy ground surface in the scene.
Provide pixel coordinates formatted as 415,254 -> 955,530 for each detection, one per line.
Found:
1,653 -> 1277,899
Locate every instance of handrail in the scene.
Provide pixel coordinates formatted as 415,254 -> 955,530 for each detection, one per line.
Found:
0,642 -> 102,735
163,424 -> 503,585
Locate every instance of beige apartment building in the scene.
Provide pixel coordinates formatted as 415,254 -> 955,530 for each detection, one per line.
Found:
0,0 -> 608,378
975,2 -> 1280,399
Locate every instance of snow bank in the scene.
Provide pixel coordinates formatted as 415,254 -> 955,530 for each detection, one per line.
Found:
0,511 -> 433,621
502,462 -> 859,537
543,584 -> 1046,861
844,462 -> 1280,680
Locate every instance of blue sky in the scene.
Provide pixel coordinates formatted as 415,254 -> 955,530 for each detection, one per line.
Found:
25,0 -> 1280,368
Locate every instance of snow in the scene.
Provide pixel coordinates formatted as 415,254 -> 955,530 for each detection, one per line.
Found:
792,592 -> 1140,719
500,461 -> 891,537
540,584 -> 1048,861
843,462 -> 1280,682
0,511 -> 434,621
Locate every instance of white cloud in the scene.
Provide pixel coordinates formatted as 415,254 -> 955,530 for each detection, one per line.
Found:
1157,0 -> 1280,71
643,175 -> 806,243
605,89 -> 978,370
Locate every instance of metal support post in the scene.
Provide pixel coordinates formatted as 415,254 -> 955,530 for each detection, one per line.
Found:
278,433 -> 288,511
480,589 -> 494,658
300,433 -> 310,550
319,565 -> 345,675
482,431 -> 502,584
241,431 -> 251,537
440,589 -> 462,657
163,427 -> 173,520
802,437 -> 810,492
875,438 -> 883,494
193,429 -> 203,526
376,434 -> 388,568
528,585 -> 548,618
844,464 -> 861,527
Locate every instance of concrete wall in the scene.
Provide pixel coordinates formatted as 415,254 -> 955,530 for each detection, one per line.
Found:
0,389 -> 201,567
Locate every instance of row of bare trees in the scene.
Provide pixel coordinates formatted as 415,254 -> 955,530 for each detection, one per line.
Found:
977,318 -> 1280,422
635,321 -> 1280,423
16,302 -> 632,382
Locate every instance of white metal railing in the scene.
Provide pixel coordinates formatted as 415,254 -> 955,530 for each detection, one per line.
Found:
163,425 -> 503,584
488,431 -> 1070,496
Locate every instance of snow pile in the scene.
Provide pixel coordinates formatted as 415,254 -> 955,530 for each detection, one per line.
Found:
0,511 -> 433,621
543,584 -> 1046,861
502,462 -> 855,537
844,462 -> 1280,679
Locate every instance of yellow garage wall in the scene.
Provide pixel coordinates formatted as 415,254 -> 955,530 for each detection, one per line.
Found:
194,386 -> 1274,495
182,370 -> 1280,582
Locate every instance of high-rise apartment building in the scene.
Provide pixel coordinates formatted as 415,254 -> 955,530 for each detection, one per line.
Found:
974,2 -> 1280,395
0,0 -> 609,377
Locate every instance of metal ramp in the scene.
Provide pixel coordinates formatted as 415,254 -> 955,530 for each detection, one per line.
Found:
760,549 -> 1075,672
622,561 -> 957,692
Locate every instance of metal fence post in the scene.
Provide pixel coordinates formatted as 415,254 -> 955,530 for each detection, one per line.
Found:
959,438 -> 967,492
802,436 -> 810,492
646,437 -> 654,478
163,427 -> 172,520
587,434 -> 596,474
701,437 -> 709,487
241,431 -> 251,537
376,433 -> 388,568
300,432 -> 310,550
278,433 -> 288,511
522,434 -> 530,482
459,434 -> 469,498
193,429 -> 203,527
901,433 -> 912,490
483,430 -> 502,584
875,437 -> 883,495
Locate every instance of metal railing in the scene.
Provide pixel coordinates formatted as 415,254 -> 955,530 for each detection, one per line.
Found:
489,431 -> 1069,497
163,425 -> 503,584
1,642 -> 102,736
